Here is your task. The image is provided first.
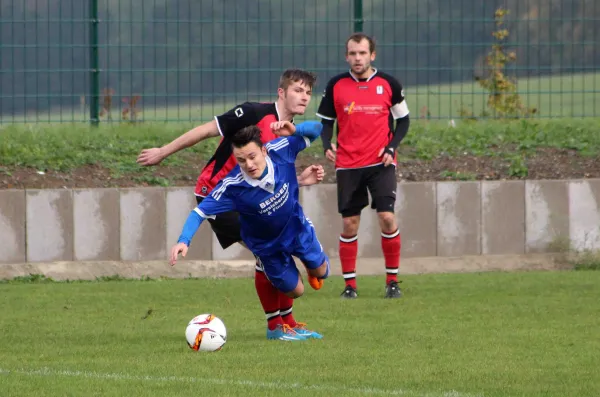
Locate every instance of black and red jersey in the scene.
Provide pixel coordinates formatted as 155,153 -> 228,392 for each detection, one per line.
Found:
316,69 -> 409,169
195,102 -> 287,197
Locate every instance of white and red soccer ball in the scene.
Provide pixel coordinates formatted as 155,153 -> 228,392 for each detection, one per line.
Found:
185,314 -> 227,352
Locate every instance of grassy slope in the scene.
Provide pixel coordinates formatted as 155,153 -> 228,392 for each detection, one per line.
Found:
1,118 -> 599,176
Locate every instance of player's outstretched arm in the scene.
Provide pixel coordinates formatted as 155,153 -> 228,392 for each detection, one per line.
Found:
270,120 -> 323,142
170,185 -> 236,265
170,208 -> 205,266
137,120 -> 220,166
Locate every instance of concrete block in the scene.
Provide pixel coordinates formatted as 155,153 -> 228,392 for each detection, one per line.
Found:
212,241 -> 255,261
525,180 -> 569,253
437,181 -> 481,256
26,189 -> 74,262
482,181 -> 525,254
300,184 -> 342,259
0,190 -> 26,264
120,188 -> 166,261
73,189 -> 120,261
569,179 -> 600,251
396,182 -> 437,258
301,184 -> 393,260
166,188 -> 212,260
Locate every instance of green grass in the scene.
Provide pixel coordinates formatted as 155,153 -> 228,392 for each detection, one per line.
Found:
1,118 -> 599,177
1,272 -> 600,396
410,71 -> 600,119
1,72 -> 598,124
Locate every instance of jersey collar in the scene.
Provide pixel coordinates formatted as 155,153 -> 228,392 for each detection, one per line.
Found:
349,67 -> 378,82
241,155 -> 275,193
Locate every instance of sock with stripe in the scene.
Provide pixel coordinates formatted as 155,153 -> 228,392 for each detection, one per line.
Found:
381,229 -> 401,284
278,292 -> 297,328
339,234 -> 358,289
254,269 -> 283,331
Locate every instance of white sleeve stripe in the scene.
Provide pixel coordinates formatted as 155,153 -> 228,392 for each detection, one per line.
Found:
213,177 -> 242,200
212,178 -> 235,197
194,207 -> 216,220
212,173 -> 244,200
213,116 -> 224,136
266,140 -> 289,152
316,112 -> 335,120
265,139 -> 289,150
303,136 -> 311,148
390,101 -> 409,119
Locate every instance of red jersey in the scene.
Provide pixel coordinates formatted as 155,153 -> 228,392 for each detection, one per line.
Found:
316,69 -> 408,169
195,102 -> 285,197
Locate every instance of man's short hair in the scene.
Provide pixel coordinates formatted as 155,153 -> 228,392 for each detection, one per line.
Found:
278,68 -> 317,90
346,32 -> 376,54
231,125 -> 263,149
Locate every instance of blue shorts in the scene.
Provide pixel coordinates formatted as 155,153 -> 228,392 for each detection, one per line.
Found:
256,220 -> 329,294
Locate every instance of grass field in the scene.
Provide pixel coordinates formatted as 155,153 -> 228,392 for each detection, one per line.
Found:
1,72 -> 598,124
1,118 -> 599,174
1,271 -> 600,397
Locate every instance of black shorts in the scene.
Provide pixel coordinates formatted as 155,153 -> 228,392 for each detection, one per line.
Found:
196,196 -> 242,249
336,164 -> 397,218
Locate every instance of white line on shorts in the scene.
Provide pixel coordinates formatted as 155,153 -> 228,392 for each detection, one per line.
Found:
0,367 -> 482,397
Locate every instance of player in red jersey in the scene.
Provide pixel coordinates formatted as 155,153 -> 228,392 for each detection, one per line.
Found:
137,69 -> 324,340
316,33 -> 410,299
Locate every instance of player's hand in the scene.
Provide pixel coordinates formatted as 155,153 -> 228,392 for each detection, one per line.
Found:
170,243 -> 188,266
298,164 -> 325,186
137,148 -> 165,166
325,143 -> 337,162
270,121 -> 296,137
378,147 -> 395,167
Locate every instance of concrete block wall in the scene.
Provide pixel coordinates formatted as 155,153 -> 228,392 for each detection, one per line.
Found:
1,179 -> 599,264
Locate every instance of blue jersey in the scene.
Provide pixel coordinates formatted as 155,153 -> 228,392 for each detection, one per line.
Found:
181,135 -> 312,255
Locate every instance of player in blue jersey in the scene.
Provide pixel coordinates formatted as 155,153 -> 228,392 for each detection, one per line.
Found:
170,121 -> 330,339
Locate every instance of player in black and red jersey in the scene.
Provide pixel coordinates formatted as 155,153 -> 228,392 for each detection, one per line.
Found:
137,69 -> 324,340
316,33 -> 410,299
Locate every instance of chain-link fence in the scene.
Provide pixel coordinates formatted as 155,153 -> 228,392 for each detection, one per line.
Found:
1,0 -> 598,123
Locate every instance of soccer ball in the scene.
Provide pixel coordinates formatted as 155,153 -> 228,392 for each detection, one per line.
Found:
185,314 -> 227,352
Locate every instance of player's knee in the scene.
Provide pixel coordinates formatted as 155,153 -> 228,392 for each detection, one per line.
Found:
342,215 -> 360,235
309,262 -> 329,279
318,259 -> 330,279
287,283 -> 304,299
377,211 -> 397,232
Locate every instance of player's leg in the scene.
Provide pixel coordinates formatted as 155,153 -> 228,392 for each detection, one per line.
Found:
256,252 -> 308,341
284,222 -> 328,339
258,252 -> 307,299
196,197 -> 286,328
294,217 -> 331,289
278,291 -> 298,328
336,168 -> 369,298
366,165 -> 402,298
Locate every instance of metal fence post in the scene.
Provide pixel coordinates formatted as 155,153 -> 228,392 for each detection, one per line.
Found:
89,0 -> 100,126
353,0 -> 363,33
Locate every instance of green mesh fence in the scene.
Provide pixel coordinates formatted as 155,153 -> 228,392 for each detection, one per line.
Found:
0,0 -> 598,123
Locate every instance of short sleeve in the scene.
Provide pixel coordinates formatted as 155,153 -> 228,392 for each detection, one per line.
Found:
316,79 -> 337,121
387,75 -> 409,119
214,102 -> 259,138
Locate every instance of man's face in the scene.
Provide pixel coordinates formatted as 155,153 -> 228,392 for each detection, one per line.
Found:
233,142 -> 268,179
278,81 -> 312,116
346,39 -> 376,76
